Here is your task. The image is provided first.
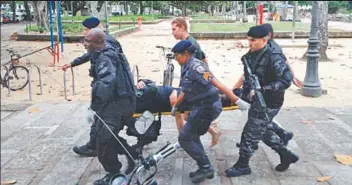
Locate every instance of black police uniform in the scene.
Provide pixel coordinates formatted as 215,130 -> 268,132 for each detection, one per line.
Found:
72,18 -> 124,155
261,23 -> 293,146
89,43 -> 138,184
226,25 -> 299,178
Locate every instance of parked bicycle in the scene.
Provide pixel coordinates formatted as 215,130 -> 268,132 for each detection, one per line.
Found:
0,49 -> 30,91
156,45 -> 175,86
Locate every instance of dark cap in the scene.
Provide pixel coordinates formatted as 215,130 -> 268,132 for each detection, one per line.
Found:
82,17 -> 100,29
247,25 -> 269,38
262,23 -> 274,35
171,40 -> 192,53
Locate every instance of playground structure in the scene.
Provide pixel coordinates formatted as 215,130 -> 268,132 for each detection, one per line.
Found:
1,0 -> 74,101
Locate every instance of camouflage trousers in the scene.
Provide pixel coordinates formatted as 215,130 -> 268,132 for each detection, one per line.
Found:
239,107 -> 286,158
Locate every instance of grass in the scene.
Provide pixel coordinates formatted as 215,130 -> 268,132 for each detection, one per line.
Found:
190,21 -> 344,32
62,15 -> 164,22
25,24 -> 135,35
191,15 -> 225,20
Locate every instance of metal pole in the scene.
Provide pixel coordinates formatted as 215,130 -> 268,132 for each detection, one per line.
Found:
55,1 -> 60,43
49,0 -> 54,51
58,0 -> 64,53
292,1 -> 298,42
104,1 -> 109,34
301,1 -> 322,97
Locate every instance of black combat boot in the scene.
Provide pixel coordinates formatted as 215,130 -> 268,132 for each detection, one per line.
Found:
189,165 -> 215,183
281,131 -> 294,146
275,149 -> 299,172
225,156 -> 251,177
72,143 -> 97,157
93,173 -> 114,185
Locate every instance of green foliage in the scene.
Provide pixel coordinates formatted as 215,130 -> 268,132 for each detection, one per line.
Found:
24,23 -> 135,34
190,22 -> 344,32
328,1 -> 350,14
62,15 -> 163,21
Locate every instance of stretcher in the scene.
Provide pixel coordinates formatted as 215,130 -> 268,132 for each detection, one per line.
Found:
132,105 -> 239,118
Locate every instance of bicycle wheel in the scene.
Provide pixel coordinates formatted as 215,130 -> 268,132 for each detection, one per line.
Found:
5,66 -> 29,91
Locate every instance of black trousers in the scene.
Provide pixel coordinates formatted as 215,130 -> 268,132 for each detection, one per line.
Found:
94,97 -> 139,173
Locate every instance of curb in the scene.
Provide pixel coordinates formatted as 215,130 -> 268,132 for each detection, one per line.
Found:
190,31 -> 352,40
16,26 -> 139,42
61,19 -> 164,25
190,19 -> 237,23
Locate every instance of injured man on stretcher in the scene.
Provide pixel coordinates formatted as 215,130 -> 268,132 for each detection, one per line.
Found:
126,78 -> 241,151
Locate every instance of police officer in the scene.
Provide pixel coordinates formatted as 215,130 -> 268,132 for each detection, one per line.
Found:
83,28 -> 138,185
234,24 -> 299,149
61,17 -> 124,157
171,40 -> 250,183
225,25 -> 299,178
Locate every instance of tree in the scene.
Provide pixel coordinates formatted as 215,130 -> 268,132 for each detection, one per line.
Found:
317,1 -> 329,60
24,1 -> 32,21
10,1 -> 16,22
31,1 -> 49,31
302,1 -> 329,61
60,1 -> 87,16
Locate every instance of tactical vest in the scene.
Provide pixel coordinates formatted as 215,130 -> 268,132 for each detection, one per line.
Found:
243,47 -> 285,108
114,53 -> 136,97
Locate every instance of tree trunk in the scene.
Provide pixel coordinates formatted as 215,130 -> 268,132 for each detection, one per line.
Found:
221,3 -> 226,15
181,6 -> 186,17
292,1 -> 298,42
124,1 -> 128,15
90,1 -> 99,17
24,1 -> 32,21
11,1 -> 16,22
139,1 -> 143,15
317,1 -> 329,61
302,1 -> 329,61
283,1 -> 289,21
32,1 -> 49,31
236,1 -> 240,21
243,1 -> 247,22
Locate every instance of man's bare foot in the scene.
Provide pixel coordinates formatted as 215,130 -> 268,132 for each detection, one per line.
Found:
210,129 -> 221,147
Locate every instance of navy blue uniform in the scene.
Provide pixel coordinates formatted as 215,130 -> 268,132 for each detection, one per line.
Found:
178,57 -> 222,168
135,79 -> 174,113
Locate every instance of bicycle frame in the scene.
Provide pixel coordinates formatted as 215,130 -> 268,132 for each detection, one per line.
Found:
109,142 -> 181,185
156,46 -> 175,87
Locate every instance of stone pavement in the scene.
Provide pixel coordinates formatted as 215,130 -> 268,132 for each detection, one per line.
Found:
1,102 -> 352,185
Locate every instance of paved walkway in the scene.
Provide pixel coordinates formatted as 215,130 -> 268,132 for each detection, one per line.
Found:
1,102 -> 352,185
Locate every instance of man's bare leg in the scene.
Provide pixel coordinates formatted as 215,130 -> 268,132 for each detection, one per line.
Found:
209,118 -> 221,147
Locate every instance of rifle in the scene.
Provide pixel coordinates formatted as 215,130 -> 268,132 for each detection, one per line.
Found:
241,56 -> 270,120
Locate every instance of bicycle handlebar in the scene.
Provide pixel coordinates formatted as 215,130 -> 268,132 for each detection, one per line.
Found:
124,142 -> 181,185
156,45 -> 172,50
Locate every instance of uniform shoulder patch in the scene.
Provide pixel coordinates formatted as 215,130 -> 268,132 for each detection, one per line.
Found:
203,72 -> 212,81
195,65 -> 206,73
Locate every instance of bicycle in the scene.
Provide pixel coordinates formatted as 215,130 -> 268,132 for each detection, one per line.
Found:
0,49 -> 30,91
156,45 -> 175,87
